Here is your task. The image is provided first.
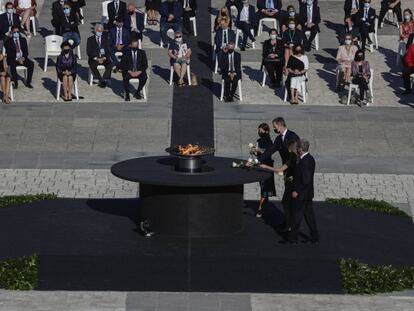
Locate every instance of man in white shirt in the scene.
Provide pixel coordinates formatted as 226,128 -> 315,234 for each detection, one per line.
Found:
236,0 -> 256,51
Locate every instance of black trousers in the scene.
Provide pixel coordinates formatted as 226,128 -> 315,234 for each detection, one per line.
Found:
378,2 -> 402,25
358,22 -> 375,50
264,60 -> 283,84
289,199 -> 319,242
402,66 -> 414,91
236,21 -> 255,48
281,181 -> 294,230
183,10 -> 196,35
88,59 -> 112,81
304,25 -> 318,50
123,73 -> 147,96
223,75 -> 239,98
9,58 -> 34,86
352,76 -> 369,100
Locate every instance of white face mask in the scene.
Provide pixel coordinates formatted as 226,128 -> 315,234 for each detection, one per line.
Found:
364,3 -> 370,8
288,24 -> 295,30
345,39 -> 352,45
270,34 -> 277,40
175,37 -> 182,42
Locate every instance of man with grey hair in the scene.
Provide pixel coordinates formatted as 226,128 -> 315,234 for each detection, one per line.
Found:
287,138 -> 319,244
86,23 -> 113,88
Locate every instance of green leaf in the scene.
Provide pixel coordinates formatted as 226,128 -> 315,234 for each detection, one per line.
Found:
0,254 -> 38,290
326,198 -> 409,217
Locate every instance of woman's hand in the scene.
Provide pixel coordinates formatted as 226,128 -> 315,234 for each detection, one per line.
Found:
259,164 -> 270,170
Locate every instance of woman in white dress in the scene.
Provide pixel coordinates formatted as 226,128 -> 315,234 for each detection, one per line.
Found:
285,44 -> 308,104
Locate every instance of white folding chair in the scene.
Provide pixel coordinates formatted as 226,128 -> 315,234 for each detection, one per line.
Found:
261,68 -> 267,87
189,16 -> 197,37
347,68 -> 374,106
19,15 -> 36,36
369,18 -> 378,53
169,64 -> 191,86
335,67 -> 341,89
160,29 -> 175,47
235,28 -> 255,49
9,66 -> 28,101
88,65 -> 106,85
79,7 -> 84,24
101,0 -> 110,24
75,44 -> 81,59
220,79 -> 243,101
410,73 -> 414,89
212,44 -> 219,74
56,78 -> 79,100
258,18 -> 278,36
304,31 -> 319,51
129,78 -> 147,100
44,35 -> 63,72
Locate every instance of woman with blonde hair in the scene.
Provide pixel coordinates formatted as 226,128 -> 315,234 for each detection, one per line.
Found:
214,6 -> 232,31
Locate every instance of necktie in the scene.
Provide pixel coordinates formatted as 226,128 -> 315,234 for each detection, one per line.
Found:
8,14 -> 12,26
355,0 -> 359,9
117,28 -> 121,45
185,0 -> 189,8
267,0 -> 272,9
230,54 -> 234,72
15,39 -> 20,55
115,1 -> 118,13
223,30 -> 227,44
307,6 -> 312,24
365,8 -> 368,19
133,51 -> 137,71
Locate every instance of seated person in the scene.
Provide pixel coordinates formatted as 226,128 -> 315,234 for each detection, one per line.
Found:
0,2 -> 21,39
168,31 -> 191,87
400,9 -> 414,41
214,19 -> 236,64
120,38 -> 148,101
339,15 -> 360,45
69,0 -> 86,23
145,0 -> 161,25
336,34 -> 358,89
109,16 -> 131,70
14,0 -> 37,37
160,0 -> 183,48
59,2 -> 81,47
86,24 -> 112,88
285,43 -> 308,104
0,51 -> 11,104
378,0 -> 402,28
182,0 -> 197,35
402,33 -> 414,94
51,0 -> 65,35
255,0 -> 282,35
262,28 -> 284,87
282,19 -> 305,66
280,5 -> 302,33
4,25 -> 34,89
299,0 -> 321,51
344,0 -> 362,19
351,49 -> 371,105
214,6 -> 232,31
225,0 -> 242,12
124,3 -> 145,41
219,42 -> 241,102
236,0 -> 256,51
56,41 -> 77,101
108,0 -> 127,28
356,0 -> 376,51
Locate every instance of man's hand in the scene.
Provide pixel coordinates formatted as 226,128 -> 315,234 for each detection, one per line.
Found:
116,44 -> 124,50
292,191 -> 298,198
18,58 -> 24,64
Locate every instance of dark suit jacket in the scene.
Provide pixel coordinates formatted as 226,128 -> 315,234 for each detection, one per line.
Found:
236,4 -> 256,25
86,34 -> 111,63
0,12 -> 20,38
299,4 -> 321,31
293,153 -> 315,201
257,0 -> 282,12
338,24 -> 360,44
282,29 -> 305,46
225,0 -> 242,11
108,0 -> 127,27
344,0 -> 362,16
214,28 -> 236,51
60,13 -> 80,33
5,36 -> 29,63
257,129 -> 300,164
160,1 -> 183,23
356,7 -> 376,30
219,51 -> 242,79
261,38 -> 284,68
51,0 -> 64,27
56,51 -> 77,76
120,48 -> 148,74
109,26 -> 131,47
123,12 -> 145,33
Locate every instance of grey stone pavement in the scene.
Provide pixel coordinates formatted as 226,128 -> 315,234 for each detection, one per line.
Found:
1,0 -> 414,310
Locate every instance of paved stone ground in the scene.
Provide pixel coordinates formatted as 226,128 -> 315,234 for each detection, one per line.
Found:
1,290 -> 414,311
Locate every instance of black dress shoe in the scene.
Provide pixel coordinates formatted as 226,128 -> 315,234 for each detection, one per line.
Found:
13,84 -> 18,89
125,95 -> 130,102
134,91 -> 143,99
224,97 -> 231,102
401,89 -> 412,95
26,83 -> 33,88
240,47 -> 246,51
98,80 -> 107,88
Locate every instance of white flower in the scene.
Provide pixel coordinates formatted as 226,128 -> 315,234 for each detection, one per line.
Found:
277,172 -> 284,176
248,143 -> 254,148
248,158 -> 253,163
232,162 -> 237,168
254,159 -> 259,164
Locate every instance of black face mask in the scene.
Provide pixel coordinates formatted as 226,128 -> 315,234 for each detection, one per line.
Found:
132,47 -> 138,51
228,49 -> 234,53
274,129 -> 279,134
128,11 -> 134,15
63,49 -> 70,54
355,55 -> 363,61
258,132 -> 268,138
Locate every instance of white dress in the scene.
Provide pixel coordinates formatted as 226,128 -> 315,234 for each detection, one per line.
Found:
290,55 -> 309,90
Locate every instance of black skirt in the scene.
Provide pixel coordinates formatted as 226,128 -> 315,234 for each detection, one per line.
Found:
260,174 -> 276,198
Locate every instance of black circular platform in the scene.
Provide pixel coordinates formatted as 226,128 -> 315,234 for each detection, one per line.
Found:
111,156 -> 272,237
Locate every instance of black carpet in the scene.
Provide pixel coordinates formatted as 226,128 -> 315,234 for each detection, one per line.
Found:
170,0 -> 214,147
0,199 -> 413,293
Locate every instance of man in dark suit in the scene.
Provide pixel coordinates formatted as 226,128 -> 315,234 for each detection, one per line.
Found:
338,15 -> 360,45
288,139 -> 319,244
124,3 -> 145,41
257,117 -> 300,165
4,26 -> 34,89
160,0 -> 183,48
219,42 -> 241,102
356,0 -> 376,50
255,0 -> 282,35
120,38 -> 148,101
214,20 -> 236,64
344,0 -> 362,19
107,0 -> 127,28
51,0 -> 65,35
86,24 -> 112,88
109,16 -> 131,70
236,0 -> 256,51
182,0 -> 197,35
0,2 -> 21,39
299,0 -> 321,51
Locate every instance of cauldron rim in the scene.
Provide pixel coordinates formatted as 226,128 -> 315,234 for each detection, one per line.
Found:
165,146 -> 215,158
